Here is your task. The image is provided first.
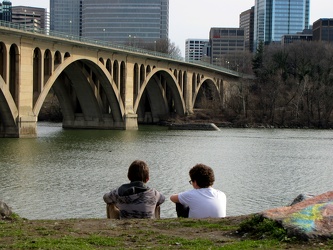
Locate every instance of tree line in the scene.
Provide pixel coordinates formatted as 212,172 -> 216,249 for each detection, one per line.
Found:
216,41 -> 333,129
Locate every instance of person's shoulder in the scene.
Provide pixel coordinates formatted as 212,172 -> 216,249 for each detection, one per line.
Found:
109,188 -> 120,195
149,188 -> 164,195
179,189 -> 197,196
118,183 -> 131,189
211,188 -> 226,197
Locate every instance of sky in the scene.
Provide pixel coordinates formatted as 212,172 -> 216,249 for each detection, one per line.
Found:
10,0 -> 333,56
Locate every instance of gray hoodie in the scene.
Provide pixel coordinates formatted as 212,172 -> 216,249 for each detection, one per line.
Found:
104,181 -> 165,218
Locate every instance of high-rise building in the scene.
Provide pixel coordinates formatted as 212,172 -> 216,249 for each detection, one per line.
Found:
12,6 -> 47,30
81,0 -> 169,44
253,0 -> 310,50
209,28 -> 245,67
185,39 -> 210,63
313,19 -> 333,43
50,0 -> 82,36
0,0 -> 12,22
240,6 -> 254,52
50,0 -> 169,45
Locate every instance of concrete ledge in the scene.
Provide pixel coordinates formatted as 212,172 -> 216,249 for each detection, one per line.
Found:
168,123 -> 220,131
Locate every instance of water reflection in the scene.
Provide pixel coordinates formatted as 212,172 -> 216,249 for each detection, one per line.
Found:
0,123 -> 332,219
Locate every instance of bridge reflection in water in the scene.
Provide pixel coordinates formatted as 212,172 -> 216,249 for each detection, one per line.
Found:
0,21 -> 249,138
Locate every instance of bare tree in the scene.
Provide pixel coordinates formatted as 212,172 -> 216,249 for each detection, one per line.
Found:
223,51 -> 254,74
133,38 -> 182,59
247,41 -> 333,128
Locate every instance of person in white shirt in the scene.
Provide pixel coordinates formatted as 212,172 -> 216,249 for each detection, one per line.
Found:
170,164 -> 226,218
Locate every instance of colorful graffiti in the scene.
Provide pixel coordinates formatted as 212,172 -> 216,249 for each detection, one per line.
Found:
283,202 -> 333,233
262,191 -> 333,238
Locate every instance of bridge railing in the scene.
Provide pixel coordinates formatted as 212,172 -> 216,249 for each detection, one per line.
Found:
0,20 -> 183,60
0,20 -> 247,78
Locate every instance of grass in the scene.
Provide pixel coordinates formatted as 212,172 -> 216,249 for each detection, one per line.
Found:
0,213 -> 332,249
238,214 -> 289,241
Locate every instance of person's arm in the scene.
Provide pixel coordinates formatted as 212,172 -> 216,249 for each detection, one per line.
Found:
103,190 -> 116,204
170,194 -> 180,203
157,192 -> 166,206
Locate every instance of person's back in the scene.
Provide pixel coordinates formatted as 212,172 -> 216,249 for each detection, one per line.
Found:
170,163 -> 226,218
178,187 -> 226,218
103,160 -> 165,219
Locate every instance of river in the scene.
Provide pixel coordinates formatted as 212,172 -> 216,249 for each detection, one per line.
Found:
0,123 -> 332,219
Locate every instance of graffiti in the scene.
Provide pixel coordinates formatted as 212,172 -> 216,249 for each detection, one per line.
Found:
283,202 -> 333,233
262,191 -> 333,238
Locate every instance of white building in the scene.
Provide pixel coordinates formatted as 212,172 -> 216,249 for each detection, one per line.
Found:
185,39 -> 210,63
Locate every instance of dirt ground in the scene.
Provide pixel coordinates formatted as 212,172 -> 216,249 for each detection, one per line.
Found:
1,216 -> 246,243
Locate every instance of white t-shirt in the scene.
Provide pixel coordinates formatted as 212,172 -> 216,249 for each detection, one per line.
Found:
178,187 -> 226,218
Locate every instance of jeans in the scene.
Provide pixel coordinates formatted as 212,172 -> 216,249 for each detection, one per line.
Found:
176,203 -> 189,218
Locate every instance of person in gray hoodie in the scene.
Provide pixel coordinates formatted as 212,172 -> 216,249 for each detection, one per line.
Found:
103,160 -> 165,219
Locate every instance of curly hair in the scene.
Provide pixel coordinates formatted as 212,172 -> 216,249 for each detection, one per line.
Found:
189,164 -> 215,188
127,160 -> 149,182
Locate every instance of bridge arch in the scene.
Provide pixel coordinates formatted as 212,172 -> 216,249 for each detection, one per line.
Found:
192,77 -> 221,109
9,44 -> 19,106
54,50 -> 62,69
178,70 -> 183,91
0,42 -> 20,137
182,71 -> 187,100
120,61 -> 126,105
44,49 -> 52,85
133,63 -> 139,105
33,57 -> 125,129
33,47 -> 42,105
140,64 -> 145,86
0,76 -> 18,137
106,59 -> 111,74
0,42 -> 7,80
146,65 -> 151,75
134,68 -> 185,123
113,60 -> 119,88
64,52 -> 70,59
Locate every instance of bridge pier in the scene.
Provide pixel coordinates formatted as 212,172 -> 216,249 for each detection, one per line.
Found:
17,115 -> 37,138
61,114 -> 136,130
124,113 -> 138,130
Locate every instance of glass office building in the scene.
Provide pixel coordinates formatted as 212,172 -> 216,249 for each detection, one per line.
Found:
240,6 -> 255,52
82,0 -> 169,44
254,0 -> 310,50
50,0 -> 82,36
0,1 -> 12,22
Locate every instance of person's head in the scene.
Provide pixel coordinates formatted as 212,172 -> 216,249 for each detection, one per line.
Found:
127,160 -> 149,183
189,164 -> 215,188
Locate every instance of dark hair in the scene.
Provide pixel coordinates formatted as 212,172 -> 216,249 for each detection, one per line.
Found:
127,160 -> 149,182
189,164 -> 215,188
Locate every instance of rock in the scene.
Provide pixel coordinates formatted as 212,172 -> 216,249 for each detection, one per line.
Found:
262,191 -> 333,240
289,193 -> 315,206
0,201 -> 12,219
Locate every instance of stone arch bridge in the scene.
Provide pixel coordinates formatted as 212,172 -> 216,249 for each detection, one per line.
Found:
0,22 -> 247,138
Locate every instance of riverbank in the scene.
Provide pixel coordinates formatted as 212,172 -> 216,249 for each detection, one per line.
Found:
0,214 -> 331,249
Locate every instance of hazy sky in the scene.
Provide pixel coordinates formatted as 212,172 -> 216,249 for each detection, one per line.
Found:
11,0 -> 333,55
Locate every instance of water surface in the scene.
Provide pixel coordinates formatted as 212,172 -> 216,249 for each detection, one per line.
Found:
0,123 -> 332,219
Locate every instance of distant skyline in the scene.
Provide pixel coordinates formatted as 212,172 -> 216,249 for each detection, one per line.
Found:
10,0 -> 333,56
